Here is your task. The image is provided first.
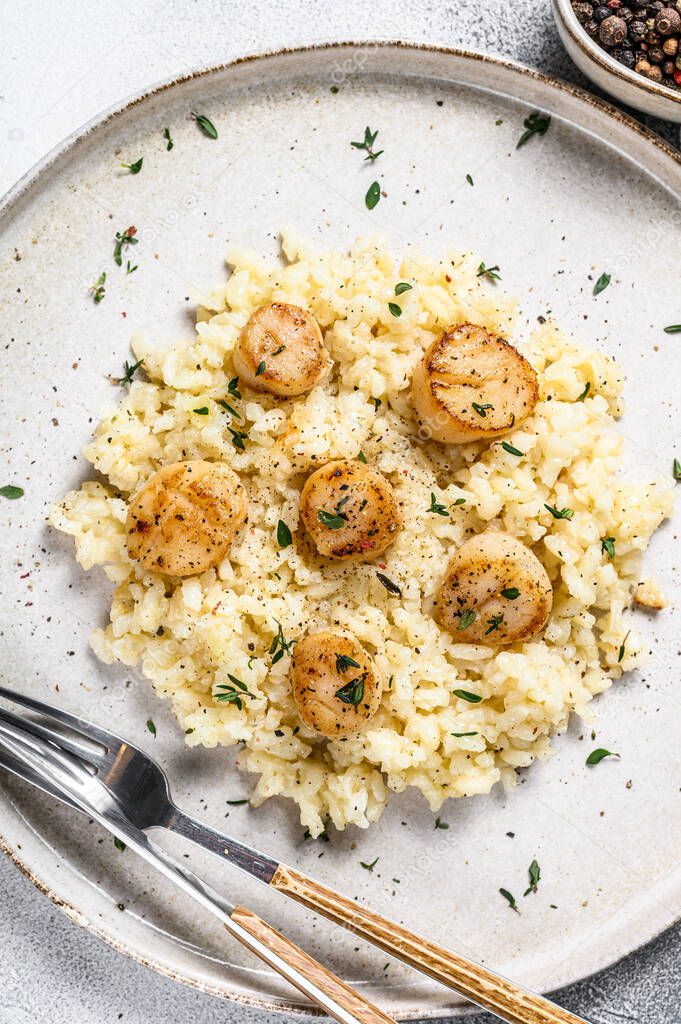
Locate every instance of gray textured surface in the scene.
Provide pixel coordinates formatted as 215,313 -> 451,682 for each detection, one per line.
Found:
1,2 -> 679,1022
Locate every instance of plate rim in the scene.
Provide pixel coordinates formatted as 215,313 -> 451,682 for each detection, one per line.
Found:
2,39 -> 681,1020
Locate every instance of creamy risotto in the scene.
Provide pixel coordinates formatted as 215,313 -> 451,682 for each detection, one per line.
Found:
50,231 -> 673,837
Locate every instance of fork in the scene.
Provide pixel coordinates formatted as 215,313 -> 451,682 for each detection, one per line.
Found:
0,708 -> 397,1024
0,685 -> 589,1024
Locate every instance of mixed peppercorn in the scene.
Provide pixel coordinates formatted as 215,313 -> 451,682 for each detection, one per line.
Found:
571,0 -> 681,87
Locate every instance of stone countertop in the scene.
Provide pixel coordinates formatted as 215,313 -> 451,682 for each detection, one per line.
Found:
0,1 -> 678,1022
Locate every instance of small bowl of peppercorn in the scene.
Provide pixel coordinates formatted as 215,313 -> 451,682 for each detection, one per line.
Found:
553,0 -> 681,121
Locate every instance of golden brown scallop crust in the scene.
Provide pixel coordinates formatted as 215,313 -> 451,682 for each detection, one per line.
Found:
412,323 -> 539,444
234,302 -> 331,397
291,630 -> 382,738
435,531 -> 553,645
126,460 -> 248,576
299,459 -> 402,561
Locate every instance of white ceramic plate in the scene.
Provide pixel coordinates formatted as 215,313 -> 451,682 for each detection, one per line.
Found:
1,43 -> 680,1020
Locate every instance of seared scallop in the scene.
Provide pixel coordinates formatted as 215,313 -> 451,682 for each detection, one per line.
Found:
126,460 -> 248,576
435,531 -> 552,645
233,302 -> 331,397
412,323 -> 538,444
291,630 -> 382,738
300,459 -> 401,561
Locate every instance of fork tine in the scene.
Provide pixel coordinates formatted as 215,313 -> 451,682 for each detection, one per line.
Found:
0,745 -> 81,812
0,684 -> 116,749
0,705 -> 106,766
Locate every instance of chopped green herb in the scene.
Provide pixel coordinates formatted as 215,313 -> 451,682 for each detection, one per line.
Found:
336,676 -> 365,706
387,675 -> 394,690
472,402 -> 493,417
501,441 -> 523,457
395,282 -> 412,295
192,112 -> 218,139
454,688 -> 482,703
517,111 -> 551,148
227,425 -> 249,451
126,260 -> 137,275
452,497 -> 467,506
360,856 -> 379,871
277,520 -> 292,548
226,799 -> 249,806
269,619 -> 296,665
457,609 -> 476,632
586,748 -> 619,766
365,180 -> 381,210
593,272 -> 611,296
466,173 -> 474,186
146,719 -> 156,737
163,127 -> 174,151
114,837 -> 126,852
336,653 -> 361,674
673,458 -> 681,481
89,271 -> 106,304
664,324 -> 681,334
121,157 -> 143,175
388,302 -> 402,317
485,613 -> 504,635
255,360 -> 266,377
116,358 -> 144,387
193,406 -> 209,415
499,888 -> 519,912
113,226 -> 138,266
370,397 -> 382,410
618,630 -> 630,664
524,860 -> 540,896
357,450 -> 368,464
501,587 -> 520,600
434,817 -> 449,830
428,492 -> 449,517
577,382 -> 591,401
336,495 -> 351,515
351,126 -> 383,163
318,508 -> 347,530
477,261 -> 501,282
376,572 -> 402,597
215,674 -> 253,710
601,537 -> 616,560
0,485 -> 23,499
217,399 -> 241,419
452,731 -> 478,737
544,504 -> 574,521
227,376 -> 241,399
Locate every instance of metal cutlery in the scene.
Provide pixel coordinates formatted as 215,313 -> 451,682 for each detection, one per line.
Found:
0,685 -> 589,1024
0,706 -> 395,1024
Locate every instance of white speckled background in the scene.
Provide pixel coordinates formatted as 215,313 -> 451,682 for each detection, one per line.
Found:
1,2 -> 679,1022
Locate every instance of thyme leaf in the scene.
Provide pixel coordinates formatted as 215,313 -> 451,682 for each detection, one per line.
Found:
586,748 -> 619,766
453,688 -> 482,703
593,272 -> 611,296
277,520 -> 292,548
457,609 -> 476,631
376,572 -> 402,596
192,112 -> 218,139
351,126 -> 383,162
365,180 -> 381,210
517,111 -> 551,148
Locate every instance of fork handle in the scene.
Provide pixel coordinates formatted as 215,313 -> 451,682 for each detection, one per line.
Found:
231,906 -> 396,1024
270,865 -> 587,1024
